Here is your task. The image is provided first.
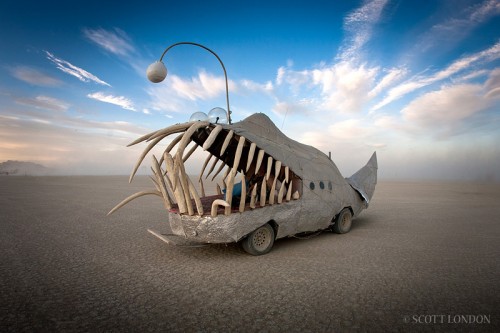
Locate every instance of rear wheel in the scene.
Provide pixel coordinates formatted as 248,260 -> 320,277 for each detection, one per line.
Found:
242,223 -> 275,255
333,208 -> 352,234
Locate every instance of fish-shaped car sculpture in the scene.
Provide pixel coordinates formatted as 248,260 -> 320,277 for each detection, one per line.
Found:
108,112 -> 377,255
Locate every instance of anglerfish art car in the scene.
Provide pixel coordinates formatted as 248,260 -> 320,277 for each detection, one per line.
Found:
108,42 -> 377,255
108,112 -> 377,255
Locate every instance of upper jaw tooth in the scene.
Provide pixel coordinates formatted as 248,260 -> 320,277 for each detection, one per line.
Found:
203,125 -> 223,151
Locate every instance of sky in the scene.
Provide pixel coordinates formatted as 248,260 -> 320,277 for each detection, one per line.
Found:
0,0 -> 499,181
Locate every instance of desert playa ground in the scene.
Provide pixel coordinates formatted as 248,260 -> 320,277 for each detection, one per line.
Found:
1,176 -> 499,332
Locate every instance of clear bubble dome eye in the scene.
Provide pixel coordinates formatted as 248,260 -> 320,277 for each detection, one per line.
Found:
189,112 -> 209,122
208,107 -> 228,124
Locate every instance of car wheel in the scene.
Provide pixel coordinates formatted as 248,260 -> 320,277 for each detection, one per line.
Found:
242,223 -> 275,255
333,208 -> 352,234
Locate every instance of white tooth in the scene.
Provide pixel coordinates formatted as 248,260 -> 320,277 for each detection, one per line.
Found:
246,142 -> 256,172
255,149 -> 265,175
205,157 -> 219,179
144,122 -> 196,144
269,177 -> 277,205
172,154 -> 182,190
286,183 -> 292,201
211,161 -> 226,181
108,190 -> 162,216
233,136 -> 246,170
182,142 -> 198,162
151,155 -> 172,209
292,191 -> 300,200
187,177 -> 203,216
239,172 -> 246,213
260,180 -> 266,207
216,183 -> 222,195
162,173 -> 175,202
250,184 -> 257,209
269,160 -> 281,205
224,169 -> 236,215
158,133 -> 184,166
199,154 -> 213,181
211,199 -> 230,218
266,156 -> 273,180
221,165 -> 231,182
178,159 -> 194,215
164,153 -> 187,214
199,178 -> 206,197
202,125 -> 223,150
277,183 -> 285,204
129,134 -> 167,183
176,122 -> 208,159
149,176 -> 161,192
166,133 -> 184,153
285,166 -> 289,183
275,160 -> 282,178
127,129 -> 160,147
220,130 -> 234,155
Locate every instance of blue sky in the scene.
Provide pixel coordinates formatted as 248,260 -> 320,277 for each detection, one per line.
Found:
1,0 -> 499,180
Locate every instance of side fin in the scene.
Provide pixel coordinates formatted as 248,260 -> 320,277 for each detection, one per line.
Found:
346,152 -> 377,207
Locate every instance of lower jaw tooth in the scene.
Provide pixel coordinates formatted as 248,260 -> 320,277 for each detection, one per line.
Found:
278,183 -> 285,204
199,178 -> 206,197
177,159 -> 194,216
187,177 -> 203,215
211,199 -> 230,217
224,169 -> 236,215
151,155 -> 172,210
250,184 -> 257,209
260,181 -> 267,207
286,183 -> 292,201
270,180 -> 277,205
164,153 -> 187,214
238,172 -> 246,213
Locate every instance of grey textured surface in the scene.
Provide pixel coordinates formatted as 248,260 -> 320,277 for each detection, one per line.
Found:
1,176 -> 499,332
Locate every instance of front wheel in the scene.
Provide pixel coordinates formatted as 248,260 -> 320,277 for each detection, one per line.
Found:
241,223 -> 275,255
332,208 -> 352,234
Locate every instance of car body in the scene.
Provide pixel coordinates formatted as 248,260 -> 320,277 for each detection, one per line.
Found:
109,113 -> 377,255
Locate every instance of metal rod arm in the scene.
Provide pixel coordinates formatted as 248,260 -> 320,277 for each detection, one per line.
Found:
159,42 -> 232,124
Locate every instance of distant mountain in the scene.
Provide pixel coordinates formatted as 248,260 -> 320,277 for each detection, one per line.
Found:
0,160 -> 51,176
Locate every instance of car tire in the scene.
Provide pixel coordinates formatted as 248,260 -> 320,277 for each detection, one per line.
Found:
242,223 -> 275,255
333,208 -> 352,234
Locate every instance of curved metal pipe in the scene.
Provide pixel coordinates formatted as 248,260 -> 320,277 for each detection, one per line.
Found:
159,42 -> 232,124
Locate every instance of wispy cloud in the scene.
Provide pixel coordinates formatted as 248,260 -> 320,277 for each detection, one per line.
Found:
87,92 -> 136,111
15,95 -> 70,112
339,0 -> 389,61
45,51 -> 111,86
10,66 -> 61,86
415,0 -> 500,53
372,40 -> 500,111
83,27 -> 135,56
